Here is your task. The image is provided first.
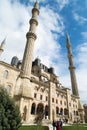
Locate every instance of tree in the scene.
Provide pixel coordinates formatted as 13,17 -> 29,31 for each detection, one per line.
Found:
35,112 -> 44,125
34,111 -> 45,130
0,87 -> 21,130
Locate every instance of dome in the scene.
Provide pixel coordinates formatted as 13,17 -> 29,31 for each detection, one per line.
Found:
11,56 -> 19,66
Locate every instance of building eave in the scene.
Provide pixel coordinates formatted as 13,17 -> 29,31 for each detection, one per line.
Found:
0,61 -> 20,72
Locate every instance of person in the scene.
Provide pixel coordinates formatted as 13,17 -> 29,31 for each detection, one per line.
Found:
56,120 -> 61,130
59,119 -> 63,130
52,120 -> 56,130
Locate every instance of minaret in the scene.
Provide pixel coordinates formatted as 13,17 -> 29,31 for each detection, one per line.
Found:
19,1 -> 39,98
66,34 -> 85,123
21,1 -> 39,78
66,34 -> 79,96
0,38 -> 6,56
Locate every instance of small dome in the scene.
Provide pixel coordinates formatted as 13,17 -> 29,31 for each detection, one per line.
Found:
11,56 -> 19,66
48,67 -> 54,74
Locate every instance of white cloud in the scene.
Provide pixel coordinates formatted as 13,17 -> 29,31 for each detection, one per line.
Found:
30,0 -> 69,10
0,0 -> 32,62
56,0 -> 69,10
73,12 -> 87,24
0,0 -> 67,87
81,32 -> 87,40
76,43 -> 87,66
30,0 -> 45,2
0,0 -> 65,70
75,40 -> 87,103
33,6 -> 65,77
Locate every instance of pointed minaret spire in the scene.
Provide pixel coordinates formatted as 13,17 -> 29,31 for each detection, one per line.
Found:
34,0 -> 39,9
0,38 -> 6,56
66,33 -> 79,97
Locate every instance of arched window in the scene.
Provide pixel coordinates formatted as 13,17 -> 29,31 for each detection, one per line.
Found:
60,100 -> 62,105
6,85 -> 11,94
56,107 -> 59,114
76,111 -> 78,116
36,103 -> 44,114
3,70 -> 8,79
60,108 -> 63,115
74,110 -> 75,115
40,74 -> 48,82
31,103 -> 36,115
64,108 -> 68,115
45,105 -> 49,116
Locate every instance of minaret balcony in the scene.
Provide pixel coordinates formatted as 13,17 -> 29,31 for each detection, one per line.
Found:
32,8 -> 39,15
69,66 -> 75,69
29,18 -> 38,26
26,32 -> 37,40
0,48 -> 3,51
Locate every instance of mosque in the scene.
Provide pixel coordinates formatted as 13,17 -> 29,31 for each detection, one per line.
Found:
0,1 -> 84,124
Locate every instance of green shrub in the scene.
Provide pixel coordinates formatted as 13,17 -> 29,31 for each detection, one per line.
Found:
0,87 -> 21,130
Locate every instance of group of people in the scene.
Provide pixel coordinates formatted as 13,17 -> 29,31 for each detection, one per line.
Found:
52,119 -> 63,130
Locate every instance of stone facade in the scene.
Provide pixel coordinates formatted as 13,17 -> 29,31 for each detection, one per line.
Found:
0,1 -> 84,124
83,104 -> 87,123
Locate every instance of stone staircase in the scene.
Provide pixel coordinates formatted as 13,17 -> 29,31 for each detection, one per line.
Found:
41,119 -> 52,125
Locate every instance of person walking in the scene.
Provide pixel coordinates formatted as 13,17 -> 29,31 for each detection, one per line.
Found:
52,120 -> 56,130
59,119 -> 63,130
56,120 -> 61,130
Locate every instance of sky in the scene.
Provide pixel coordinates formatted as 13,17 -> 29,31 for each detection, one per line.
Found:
0,0 -> 87,104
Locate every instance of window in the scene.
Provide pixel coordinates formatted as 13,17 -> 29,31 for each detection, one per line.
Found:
60,100 -> 62,105
45,105 -> 49,117
40,95 -> 42,100
76,111 -> 78,116
69,103 -> 71,106
34,93 -> 37,98
3,70 -> 8,79
56,107 -> 59,114
52,98 -> 54,102
41,75 -> 48,82
46,96 -> 48,101
57,94 -> 59,97
36,103 -> 44,114
64,108 -> 68,115
60,108 -> 63,115
74,111 -> 75,115
6,85 -> 11,94
64,101 -> 66,105
61,95 -> 63,98
31,103 -> 36,115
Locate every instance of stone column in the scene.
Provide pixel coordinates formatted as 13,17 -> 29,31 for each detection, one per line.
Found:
49,82 -> 53,121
